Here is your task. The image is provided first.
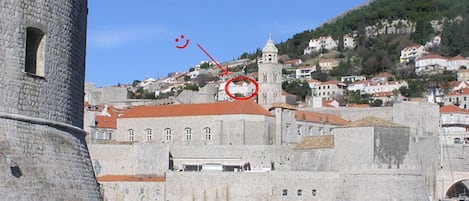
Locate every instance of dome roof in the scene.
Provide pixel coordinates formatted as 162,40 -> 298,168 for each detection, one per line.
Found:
262,36 -> 278,53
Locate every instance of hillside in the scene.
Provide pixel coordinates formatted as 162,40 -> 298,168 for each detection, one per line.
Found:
238,0 -> 469,74
276,0 -> 469,59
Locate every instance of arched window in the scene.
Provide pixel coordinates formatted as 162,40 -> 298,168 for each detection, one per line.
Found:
263,73 -> 267,83
273,72 -> 278,82
455,138 -> 462,144
185,128 -> 192,141
165,128 -> 172,141
25,27 -> 46,76
145,129 -> 152,141
204,127 -> 211,141
128,129 -> 135,141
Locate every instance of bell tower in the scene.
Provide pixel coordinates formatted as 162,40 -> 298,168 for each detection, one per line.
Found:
258,35 -> 283,109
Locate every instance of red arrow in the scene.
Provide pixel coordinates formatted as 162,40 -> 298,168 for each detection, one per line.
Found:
197,43 -> 229,77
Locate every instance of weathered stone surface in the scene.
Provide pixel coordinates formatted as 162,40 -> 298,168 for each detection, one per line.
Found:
0,0 -> 102,200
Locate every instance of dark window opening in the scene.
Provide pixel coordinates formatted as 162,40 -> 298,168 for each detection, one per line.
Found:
282,189 -> 288,196
10,166 -> 22,178
25,27 -> 45,76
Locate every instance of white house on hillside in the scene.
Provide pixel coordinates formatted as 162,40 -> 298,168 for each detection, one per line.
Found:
416,55 -> 469,75
303,36 -> 338,54
400,45 -> 425,63
311,80 -> 346,100
415,54 -> 448,75
343,34 -> 356,49
217,80 -> 256,101
296,66 -> 316,79
319,59 -> 339,71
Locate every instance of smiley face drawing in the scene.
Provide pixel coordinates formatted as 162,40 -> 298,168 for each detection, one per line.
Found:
175,34 -> 189,49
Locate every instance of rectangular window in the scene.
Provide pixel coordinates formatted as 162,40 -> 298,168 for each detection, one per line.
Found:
308,126 -> 313,135
155,188 -> 161,196
25,27 -> 46,76
286,124 -> 291,135
297,189 -> 302,196
124,188 -> 129,195
297,125 -> 302,135
140,188 -> 144,194
165,129 -> 172,141
282,189 -> 288,196
185,128 -> 192,141
312,189 -> 317,197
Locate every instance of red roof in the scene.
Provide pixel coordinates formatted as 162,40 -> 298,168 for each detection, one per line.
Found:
373,91 -> 394,97
95,115 -> 117,129
440,105 -> 469,114
95,106 -> 120,129
402,44 -> 423,51
284,59 -> 302,65
447,88 -> 469,96
416,54 -> 446,61
295,110 -> 348,125
120,101 -> 273,118
97,175 -> 166,182
346,103 -> 370,108
322,100 -> 337,108
449,55 -> 466,61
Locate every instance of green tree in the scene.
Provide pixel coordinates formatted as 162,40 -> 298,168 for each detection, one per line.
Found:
183,84 -> 199,91
369,99 -> 383,107
311,67 -> 328,81
200,62 -> 211,69
282,80 -> 311,101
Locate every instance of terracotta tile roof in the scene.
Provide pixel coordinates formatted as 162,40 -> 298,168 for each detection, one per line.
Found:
346,103 -> 370,108
120,101 -> 273,118
449,55 -> 466,61
342,116 -> 406,128
270,102 -> 296,110
295,110 -> 349,125
95,106 -> 120,129
95,115 -> 117,129
440,105 -> 469,114
416,54 -> 446,61
402,44 -> 423,51
284,59 -> 302,65
350,80 -> 368,85
97,175 -> 166,182
372,91 -> 394,97
448,81 -> 462,88
282,90 -> 297,97
322,100 -> 337,108
295,135 -> 334,150
447,88 -> 469,96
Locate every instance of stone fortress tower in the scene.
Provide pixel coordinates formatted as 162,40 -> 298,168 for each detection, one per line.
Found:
0,1 -> 101,200
258,36 -> 283,109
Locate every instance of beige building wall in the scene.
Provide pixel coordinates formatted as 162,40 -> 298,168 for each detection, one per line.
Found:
116,114 -> 275,145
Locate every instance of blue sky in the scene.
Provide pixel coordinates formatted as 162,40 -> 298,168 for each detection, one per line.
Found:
86,0 -> 368,87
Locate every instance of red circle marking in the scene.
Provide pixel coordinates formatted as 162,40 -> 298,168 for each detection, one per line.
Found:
181,34 -> 184,39
175,38 -> 179,42
224,76 -> 259,101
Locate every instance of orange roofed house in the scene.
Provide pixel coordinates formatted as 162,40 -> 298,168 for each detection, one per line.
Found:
116,101 -> 277,145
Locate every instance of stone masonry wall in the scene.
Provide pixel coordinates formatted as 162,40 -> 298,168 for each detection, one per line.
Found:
0,0 -> 102,200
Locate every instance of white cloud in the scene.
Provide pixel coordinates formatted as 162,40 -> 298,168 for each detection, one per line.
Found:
88,25 -> 171,48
